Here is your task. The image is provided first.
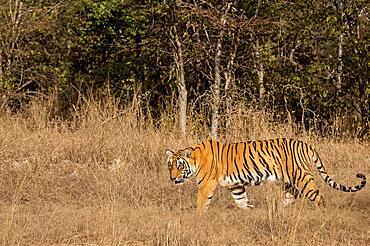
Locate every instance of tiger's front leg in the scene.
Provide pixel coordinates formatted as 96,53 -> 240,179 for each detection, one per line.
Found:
197,181 -> 218,214
229,185 -> 255,209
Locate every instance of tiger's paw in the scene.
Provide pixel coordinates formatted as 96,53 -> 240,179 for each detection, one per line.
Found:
282,193 -> 296,206
236,200 -> 255,209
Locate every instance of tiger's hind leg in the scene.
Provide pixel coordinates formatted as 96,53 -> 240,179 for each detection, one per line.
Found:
296,175 -> 326,208
282,183 -> 300,206
229,185 -> 254,209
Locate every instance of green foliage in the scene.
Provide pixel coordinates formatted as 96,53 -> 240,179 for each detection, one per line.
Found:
0,0 -> 369,136
62,0 -> 172,104
0,0 -> 66,104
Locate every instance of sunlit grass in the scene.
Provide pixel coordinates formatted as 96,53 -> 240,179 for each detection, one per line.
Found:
0,98 -> 368,245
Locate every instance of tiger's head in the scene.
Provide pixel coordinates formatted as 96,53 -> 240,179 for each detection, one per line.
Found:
165,148 -> 194,185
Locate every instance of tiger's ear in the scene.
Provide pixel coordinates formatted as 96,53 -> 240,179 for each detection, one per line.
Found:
184,148 -> 191,158
165,149 -> 174,158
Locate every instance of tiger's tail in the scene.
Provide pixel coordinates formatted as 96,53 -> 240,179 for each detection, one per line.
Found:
312,149 -> 366,192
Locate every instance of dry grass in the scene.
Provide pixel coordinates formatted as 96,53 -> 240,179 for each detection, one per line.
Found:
0,99 -> 369,245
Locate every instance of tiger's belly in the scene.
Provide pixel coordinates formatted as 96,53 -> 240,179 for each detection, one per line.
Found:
218,176 -> 240,187
218,173 -> 278,188
218,176 -> 260,187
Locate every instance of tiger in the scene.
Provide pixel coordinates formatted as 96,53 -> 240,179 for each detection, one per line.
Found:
165,138 -> 366,213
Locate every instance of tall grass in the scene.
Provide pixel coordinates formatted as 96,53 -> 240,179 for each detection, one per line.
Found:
0,97 -> 369,245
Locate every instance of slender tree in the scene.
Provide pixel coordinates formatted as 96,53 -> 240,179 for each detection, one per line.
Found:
171,26 -> 187,137
211,2 -> 232,138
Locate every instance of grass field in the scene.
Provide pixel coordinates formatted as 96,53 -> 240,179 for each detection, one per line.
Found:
0,100 -> 369,245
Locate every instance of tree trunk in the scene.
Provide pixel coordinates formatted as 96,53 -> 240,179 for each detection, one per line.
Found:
337,0 -> 343,90
211,2 -> 232,139
253,1 -> 265,111
211,36 -> 222,138
224,42 -> 237,129
337,32 -> 343,90
172,27 -> 187,137
253,39 -> 265,111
